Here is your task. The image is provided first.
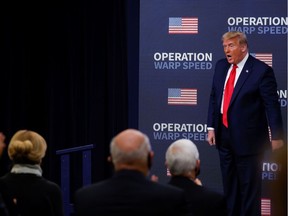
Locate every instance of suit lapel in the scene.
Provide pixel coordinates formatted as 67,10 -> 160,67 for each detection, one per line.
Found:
218,63 -> 230,107
230,55 -> 254,104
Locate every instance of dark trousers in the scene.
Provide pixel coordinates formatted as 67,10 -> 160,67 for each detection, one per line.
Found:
218,123 -> 263,216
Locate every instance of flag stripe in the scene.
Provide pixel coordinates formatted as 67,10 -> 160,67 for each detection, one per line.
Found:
169,17 -> 198,34
167,169 -> 171,176
168,88 -> 197,105
261,198 -> 271,216
251,53 -> 273,67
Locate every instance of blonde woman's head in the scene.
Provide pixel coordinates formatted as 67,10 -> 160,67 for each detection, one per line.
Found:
8,130 -> 47,164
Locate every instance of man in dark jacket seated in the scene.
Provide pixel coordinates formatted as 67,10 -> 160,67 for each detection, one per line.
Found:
74,129 -> 191,216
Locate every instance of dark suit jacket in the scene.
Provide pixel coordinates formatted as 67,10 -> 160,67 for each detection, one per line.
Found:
74,170 -> 191,216
207,55 -> 283,155
0,193 -> 9,216
169,176 -> 227,216
0,173 -> 64,216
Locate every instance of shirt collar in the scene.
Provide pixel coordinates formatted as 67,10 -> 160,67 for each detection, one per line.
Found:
234,52 -> 249,72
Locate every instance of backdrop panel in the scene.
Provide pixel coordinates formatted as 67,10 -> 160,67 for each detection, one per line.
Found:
139,1 -> 287,215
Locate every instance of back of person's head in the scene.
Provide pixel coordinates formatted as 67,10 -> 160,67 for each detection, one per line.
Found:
165,139 -> 199,176
8,130 -> 47,165
109,129 -> 153,174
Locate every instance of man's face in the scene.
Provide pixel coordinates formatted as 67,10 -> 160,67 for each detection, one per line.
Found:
223,37 -> 247,64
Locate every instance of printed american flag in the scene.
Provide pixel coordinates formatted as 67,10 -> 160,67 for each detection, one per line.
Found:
169,17 -> 198,34
167,168 -> 171,176
261,198 -> 271,216
168,88 -> 197,105
251,53 -> 273,67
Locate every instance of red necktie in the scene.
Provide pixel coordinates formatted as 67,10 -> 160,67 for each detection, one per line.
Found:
222,64 -> 238,128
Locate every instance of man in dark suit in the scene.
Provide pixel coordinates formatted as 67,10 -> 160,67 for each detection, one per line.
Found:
206,31 -> 284,216
74,128 -> 190,216
166,138 -> 227,216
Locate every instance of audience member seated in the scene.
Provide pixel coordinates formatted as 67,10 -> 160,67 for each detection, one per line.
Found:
0,132 -> 9,216
74,128 -> 191,216
165,138 -> 227,216
0,130 -> 64,216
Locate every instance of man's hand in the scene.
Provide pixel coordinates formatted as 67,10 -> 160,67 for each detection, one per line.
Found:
207,130 -> 216,146
271,139 -> 284,151
194,178 -> 202,186
150,174 -> 159,182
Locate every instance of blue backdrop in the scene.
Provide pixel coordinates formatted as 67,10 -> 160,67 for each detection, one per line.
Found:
139,1 -> 287,215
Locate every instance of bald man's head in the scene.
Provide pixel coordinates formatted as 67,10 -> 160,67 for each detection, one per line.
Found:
109,129 -> 153,174
113,129 -> 147,152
